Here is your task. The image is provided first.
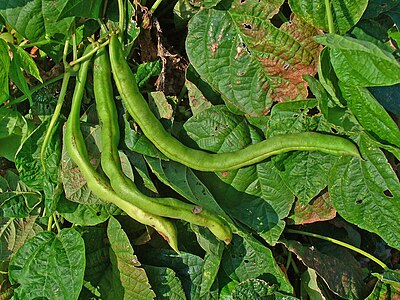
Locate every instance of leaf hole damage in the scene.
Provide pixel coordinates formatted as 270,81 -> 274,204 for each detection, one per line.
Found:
383,189 -> 393,198
240,0 -> 246,4
355,199 -> 363,205
96,211 -> 101,216
243,23 -> 252,30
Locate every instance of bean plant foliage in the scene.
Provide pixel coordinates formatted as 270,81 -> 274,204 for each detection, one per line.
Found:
0,0 -> 399,299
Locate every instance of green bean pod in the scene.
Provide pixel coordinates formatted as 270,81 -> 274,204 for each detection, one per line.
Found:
64,47 -> 179,253
108,35 -> 360,172
94,47 -> 232,244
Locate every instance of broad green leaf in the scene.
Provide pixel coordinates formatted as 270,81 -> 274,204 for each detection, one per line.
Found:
0,216 -> 42,263
186,0 -> 322,116
135,59 -> 162,89
9,44 -> 42,82
373,270 -> 400,288
15,119 -> 62,215
329,134 -> 400,250
287,192 -> 336,225
144,157 -> 228,218
283,239 -> 365,299
0,134 -> 22,161
191,225 -> 224,296
0,190 -> 41,218
143,265 -> 187,300
58,0 -> 103,19
0,107 -> 24,139
61,123 -> 104,205
315,34 -> 400,86
184,106 -> 294,244
9,228 -> 85,300
366,280 -> 400,299
80,226 -> 111,298
0,0 -> 74,42
140,249 -> 218,299
57,196 -> 120,226
289,0 -> 368,35
231,278 -> 277,298
0,38 -> 9,105
174,0 -> 198,30
222,234 -> 293,294
266,100 -> 320,137
340,83 -> 400,148
274,151 -> 334,205
9,58 -> 32,103
192,0 -> 223,8
317,47 -> 344,107
107,217 -> 155,300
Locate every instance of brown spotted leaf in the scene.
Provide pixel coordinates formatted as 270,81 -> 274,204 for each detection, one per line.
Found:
287,192 -> 337,225
186,0 -> 322,116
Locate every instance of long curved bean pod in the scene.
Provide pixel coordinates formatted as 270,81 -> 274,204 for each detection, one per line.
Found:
64,48 -> 179,253
94,47 -> 232,244
109,35 -> 360,172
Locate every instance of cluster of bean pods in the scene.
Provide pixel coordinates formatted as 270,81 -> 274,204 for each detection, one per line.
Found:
64,34 -> 360,252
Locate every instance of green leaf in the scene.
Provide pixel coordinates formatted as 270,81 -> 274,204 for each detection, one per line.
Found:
140,249 -> 218,299
373,270 -> 400,289
329,134 -> 400,250
289,0 -> 368,35
143,265 -> 187,299
0,38 -> 9,105
58,0 -> 103,19
339,83 -> 400,148
8,228 -> 85,300
315,34 -> 400,86
15,119 -> 62,214
184,106 -> 294,244
366,280 -> 400,300
231,278 -> 277,299
284,239 -> 365,299
186,0 -> 322,116
0,0 -> 74,42
191,225 -> 224,296
61,123 -> 104,205
0,190 -> 41,218
9,44 -> 42,83
9,57 -> 32,103
222,234 -> 293,294
0,216 -> 43,263
135,59 -> 162,89
57,196 -> 120,226
107,217 -> 155,300
144,157 -> 228,218
0,107 -> 25,139
275,151 -> 334,205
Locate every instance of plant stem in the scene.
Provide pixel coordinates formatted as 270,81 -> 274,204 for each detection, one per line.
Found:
150,0 -> 164,13
53,214 -> 61,232
40,71 -> 71,171
325,0 -> 335,34
285,251 -> 292,271
118,0 -> 125,38
4,73 -> 65,106
286,229 -> 389,270
69,39 -> 110,67
47,214 -> 53,232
